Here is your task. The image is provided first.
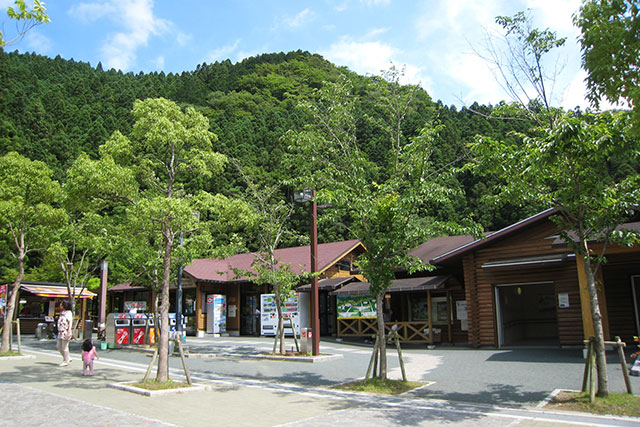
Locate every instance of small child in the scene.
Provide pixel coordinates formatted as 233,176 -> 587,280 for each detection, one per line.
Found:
81,339 -> 99,376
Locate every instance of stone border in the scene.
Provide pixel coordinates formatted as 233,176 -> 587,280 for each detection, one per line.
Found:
244,353 -> 343,363
0,355 -> 36,361
107,381 -> 210,397
536,388 -> 578,409
184,353 -> 217,358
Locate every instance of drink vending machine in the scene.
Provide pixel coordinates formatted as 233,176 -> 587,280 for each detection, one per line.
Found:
206,294 -> 227,335
260,292 -> 309,337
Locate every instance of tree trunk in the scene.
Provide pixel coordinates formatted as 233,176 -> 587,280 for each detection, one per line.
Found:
1,253 -> 24,353
376,293 -> 387,380
581,240 -> 609,397
274,289 -> 285,354
156,235 -> 173,382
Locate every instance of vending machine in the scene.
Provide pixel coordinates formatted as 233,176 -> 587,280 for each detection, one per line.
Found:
206,294 -> 227,335
260,292 -> 309,337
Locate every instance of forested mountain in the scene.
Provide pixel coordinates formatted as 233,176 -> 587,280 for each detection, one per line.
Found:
0,49 -> 539,239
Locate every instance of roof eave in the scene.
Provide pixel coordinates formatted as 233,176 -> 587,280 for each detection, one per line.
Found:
431,208 -> 557,265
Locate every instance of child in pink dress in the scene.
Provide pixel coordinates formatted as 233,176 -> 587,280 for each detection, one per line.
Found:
81,339 -> 99,376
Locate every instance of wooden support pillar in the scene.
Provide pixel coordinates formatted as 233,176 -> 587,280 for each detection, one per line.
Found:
427,290 -> 433,344
447,291 -> 452,343
81,298 -> 86,325
576,256 -> 595,340
195,284 -> 203,333
594,265 -> 610,340
576,256 -> 610,340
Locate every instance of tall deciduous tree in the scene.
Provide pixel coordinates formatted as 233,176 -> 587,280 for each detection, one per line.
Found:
476,9 -> 567,128
233,164 -> 304,354
471,111 -> 640,397
66,98 -> 227,382
575,0 -> 640,130
287,73 -> 474,380
0,152 -> 65,352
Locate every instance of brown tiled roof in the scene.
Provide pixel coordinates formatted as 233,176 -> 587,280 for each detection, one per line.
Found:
108,281 -> 149,292
331,276 -> 449,295
409,235 -> 479,265
184,239 -> 363,282
431,208 -> 557,265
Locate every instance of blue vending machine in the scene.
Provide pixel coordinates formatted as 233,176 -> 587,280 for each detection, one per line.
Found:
206,294 -> 227,336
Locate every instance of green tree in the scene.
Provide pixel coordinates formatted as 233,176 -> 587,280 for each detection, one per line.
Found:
287,73 -> 475,380
470,111 -> 640,397
66,98 -> 227,382
575,0 -> 640,129
475,9 -> 566,128
1,0 -> 49,48
0,152 -> 65,352
233,163 -> 305,354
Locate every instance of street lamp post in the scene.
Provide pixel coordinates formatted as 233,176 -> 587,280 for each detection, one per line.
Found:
99,260 -> 108,340
294,189 -> 320,356
176,233 -> 184,339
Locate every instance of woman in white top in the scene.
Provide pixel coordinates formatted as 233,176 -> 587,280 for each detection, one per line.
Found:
56,300 -> 73,366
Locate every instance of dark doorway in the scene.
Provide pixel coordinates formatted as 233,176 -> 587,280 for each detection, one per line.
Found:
632,276 -> 640,336
495,282 -> 559,347
241,294 -> 260,336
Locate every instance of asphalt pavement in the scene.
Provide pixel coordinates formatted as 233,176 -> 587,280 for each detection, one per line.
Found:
2,335 -> 640,426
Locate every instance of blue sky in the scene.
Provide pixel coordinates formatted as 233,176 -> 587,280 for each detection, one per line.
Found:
2,0 -> 591,109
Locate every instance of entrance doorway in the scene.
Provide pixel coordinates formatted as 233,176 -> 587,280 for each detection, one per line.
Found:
495,282 -> 558,347
632,276 -> 640,336
241,294 -> 260,336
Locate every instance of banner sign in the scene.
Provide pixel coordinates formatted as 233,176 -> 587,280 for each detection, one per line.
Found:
337,294 -> 376,319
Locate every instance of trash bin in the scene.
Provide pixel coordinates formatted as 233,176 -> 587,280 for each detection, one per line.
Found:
130,314 -> 146,345
300,328 -> 311,354
35,323 -> 47,340
146,314 -> 156,345
106,313 -> 131,346
83,320 -> 94,340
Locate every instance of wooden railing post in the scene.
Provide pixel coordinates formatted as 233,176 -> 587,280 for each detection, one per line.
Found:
615,336 -> 633,394
15,319 -> 21,354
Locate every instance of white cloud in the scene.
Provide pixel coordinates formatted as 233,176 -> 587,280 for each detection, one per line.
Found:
412,0 -> 592,108
235,49 -> 260,63
23,30 -> 53,53
68,1 -> 116,22
68,0 -> 171,71
360,0 -> 391,5
525,0 -> 582,34
284,8 -> 315,28
176,32 -> 191,47
154,55 -> 165,69
322,36 -> 397,75
363,27 -> 389,39
321,35 -> 429,88
208,39 -> 241,62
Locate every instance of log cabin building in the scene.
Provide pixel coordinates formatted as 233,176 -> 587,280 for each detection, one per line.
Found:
183,239 -> 365,336
104,209 -> 639,347
431,209 -> 640,348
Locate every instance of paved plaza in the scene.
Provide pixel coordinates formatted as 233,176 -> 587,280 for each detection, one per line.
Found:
2,336 -> 640,426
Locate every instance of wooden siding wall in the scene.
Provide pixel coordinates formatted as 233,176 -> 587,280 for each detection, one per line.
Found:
603,252 -> 640,344
449,287 -> 469,343
462,220 -> 584,347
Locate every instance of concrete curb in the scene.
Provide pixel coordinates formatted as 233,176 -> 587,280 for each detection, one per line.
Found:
107,381 -> 211,397
536,388 -> 577,409
234,353 -> 343,363
0,354 -> 36,360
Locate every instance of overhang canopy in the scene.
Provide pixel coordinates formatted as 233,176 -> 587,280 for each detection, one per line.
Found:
298,277 -> 356,292
332,276 -> 448,295
21,283 -> 96,299
481,253 -> 575,269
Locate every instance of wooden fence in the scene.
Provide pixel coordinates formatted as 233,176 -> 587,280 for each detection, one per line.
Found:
337,318 -> 443,343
